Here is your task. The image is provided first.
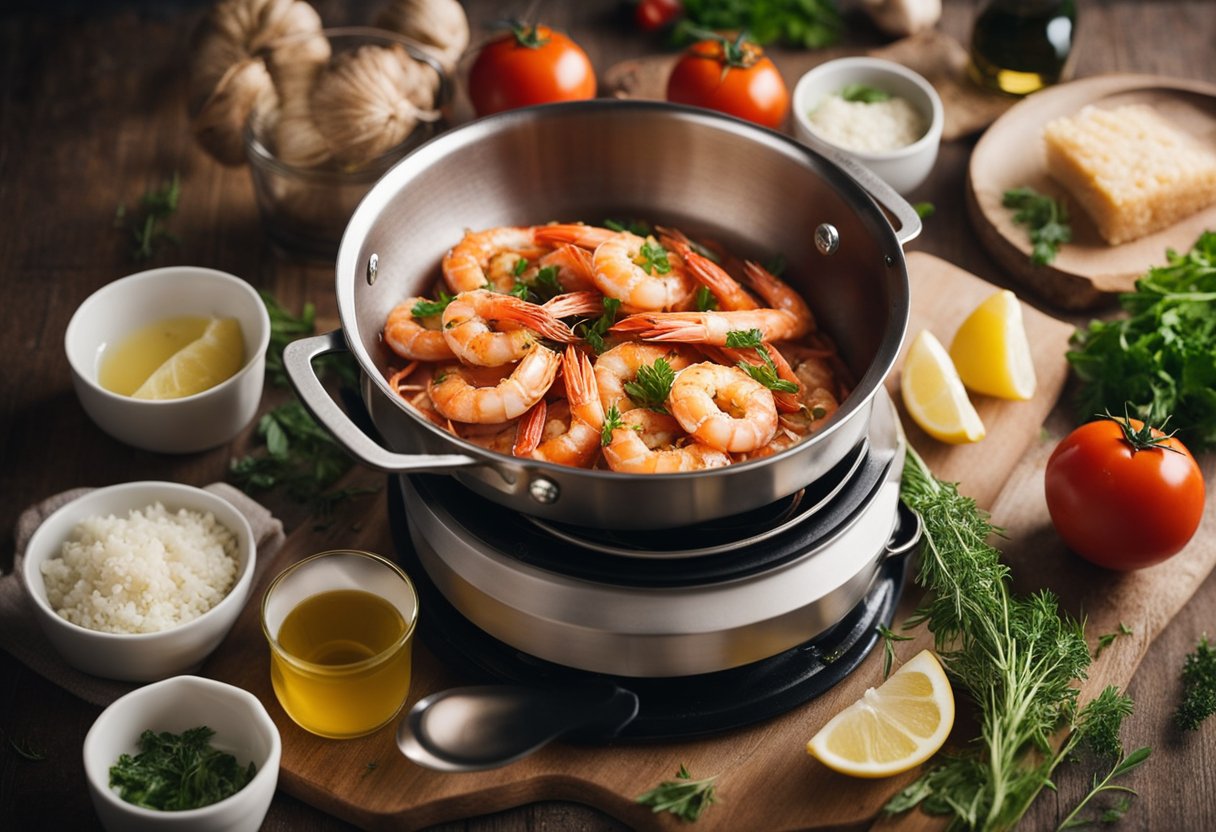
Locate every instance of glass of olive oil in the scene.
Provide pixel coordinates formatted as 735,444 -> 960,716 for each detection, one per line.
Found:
261,550 -> 419,739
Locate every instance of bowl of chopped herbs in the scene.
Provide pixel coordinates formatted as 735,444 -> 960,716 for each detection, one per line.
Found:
83,675 -> 279,831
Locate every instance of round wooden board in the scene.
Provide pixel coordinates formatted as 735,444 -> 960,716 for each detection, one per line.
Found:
966,73 -> 1216,311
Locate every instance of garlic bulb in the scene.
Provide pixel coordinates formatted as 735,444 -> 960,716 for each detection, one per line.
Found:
375,0 -> 469,74
188,0 -> 324,165
263,31 -> 333,168
310,44 -> 441,168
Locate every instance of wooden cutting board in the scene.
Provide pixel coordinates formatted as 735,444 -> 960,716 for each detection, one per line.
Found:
966,73 -> 1216,311
202,253 -> 1216,831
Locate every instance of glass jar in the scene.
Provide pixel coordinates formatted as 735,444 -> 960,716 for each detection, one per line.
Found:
969,0 -> 1077,96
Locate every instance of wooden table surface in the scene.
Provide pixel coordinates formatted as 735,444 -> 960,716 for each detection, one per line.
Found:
2,1 -> 1214,829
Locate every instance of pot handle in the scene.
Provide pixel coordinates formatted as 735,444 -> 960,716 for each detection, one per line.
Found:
283,330 -> 482,474
798,133 -> 923,247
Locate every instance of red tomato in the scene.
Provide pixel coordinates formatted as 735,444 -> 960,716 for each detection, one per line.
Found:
468,24 -> 597,117
1044,416 -> 1205,570
665,37 -> 790,129
635,0 -> 682,31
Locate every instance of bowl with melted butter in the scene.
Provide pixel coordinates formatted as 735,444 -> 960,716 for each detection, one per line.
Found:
65,266 -> 270,453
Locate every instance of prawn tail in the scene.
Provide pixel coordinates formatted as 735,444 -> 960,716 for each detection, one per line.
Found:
544,290 -> 605,320
499,301 -> 577,343
534,223 -> 613,250
562,346 -> 604,420
512,400 -> 546,457
610,314 -> 709,343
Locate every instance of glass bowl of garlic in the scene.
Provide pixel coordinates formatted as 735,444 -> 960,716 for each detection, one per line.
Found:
241,27 -> 452,258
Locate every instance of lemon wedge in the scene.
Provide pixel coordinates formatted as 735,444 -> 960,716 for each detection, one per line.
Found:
949,289 -> 1036,401
901,330 -> 986,444
807,649 -> 955,778
132,317 -> 245,400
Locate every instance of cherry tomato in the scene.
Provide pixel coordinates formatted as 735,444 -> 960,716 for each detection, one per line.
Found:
1044,416 -> 1205,570
468,24 -> 597,117
635,0 -> 682,31
665,36 -> 790,129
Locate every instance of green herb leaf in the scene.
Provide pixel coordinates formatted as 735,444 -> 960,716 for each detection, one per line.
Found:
636,763 -> 719,822
508,279 -> 530,299
1002,186 -> 1072,265
577,297 -> 621,354
534,265 -> 563,299
1057,745 -> 1150,830
1067,231 -> 1216,451
1094,622 -> 1133,658
1175,635 -> 1216,730
841,83 -> 891,103
625,358 -> 676,412
604,217 -> 654,236
109,726 -> 255,811
679,0 -> 842,48
725,331 -> 798,393
638,239 -> 673,275
914,202 -> 936,219
724,328 -> 764,349
694,285 -> 719,312
602,404 -> 624,446
115,172 -> 182,262
411,293 -> 454,318
876,623 -> 914,680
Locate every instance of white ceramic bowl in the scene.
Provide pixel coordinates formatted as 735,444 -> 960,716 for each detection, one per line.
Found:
64,266 -> 271,453
792,57 -> 943,195
21,481 -> 256,682
83,675 -> 280,832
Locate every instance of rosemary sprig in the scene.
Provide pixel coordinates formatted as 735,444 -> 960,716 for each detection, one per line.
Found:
636,763 -> 719,822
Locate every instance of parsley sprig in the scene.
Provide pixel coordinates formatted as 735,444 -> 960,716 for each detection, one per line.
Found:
885,447 -> 1142,830
1067,232 -> 1216,450
1002,186 -> 1072,265
411,292 -> 454,319
576,297 -> 622,353
637,239 -> 672,275
724,329 -> 798,393
841,83 -> 890,103
636,763 -> 719,822
624,358 -> 676,413
678,0 -> 842,49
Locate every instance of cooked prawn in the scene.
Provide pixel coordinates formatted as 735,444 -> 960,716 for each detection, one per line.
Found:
537,224 -> 696,312
602,408 -> 731,473
662,235 -> 759,312
428,346 -> 561,424
701,343 -> 802,414
609,307 -> 810,345
537,243 -> 597,292
384,297 -> 458,362
593,341 -> 697,414
667,362 -> 778,453
513,346 -> 603,467
441,289 -> 573,367
542,290 -> 606,320
442,226 -> 550,293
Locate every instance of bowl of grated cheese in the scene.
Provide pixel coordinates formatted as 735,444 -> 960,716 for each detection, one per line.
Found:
20,481 -> 256,682
792,57 -> 943,195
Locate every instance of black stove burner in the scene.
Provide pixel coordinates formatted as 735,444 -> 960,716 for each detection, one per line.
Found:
388,475 -> 907,740
403,433 -> 896,589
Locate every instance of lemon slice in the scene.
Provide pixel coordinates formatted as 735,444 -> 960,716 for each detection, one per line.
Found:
901,330 -> 986,444
807,649 -> 955,778
132,317 -> 245,400
949,290 -> 1037,400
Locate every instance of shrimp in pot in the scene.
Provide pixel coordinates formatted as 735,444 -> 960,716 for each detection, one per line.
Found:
442,289 -> 573,367
384,297 -> 458,362
661,234 -> 759,312
513,346 -> 604,467
593,341 -> 697,414
667,362 -> 778,453
610,307 -> 810,345
536,243 -> 597,292
442,226 -> 550,293
428,346 -> 561,424
537,224 -> 696,312
602,408 -> 731,473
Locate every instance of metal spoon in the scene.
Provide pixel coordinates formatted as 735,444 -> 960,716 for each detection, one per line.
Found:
397,682 -> 639,772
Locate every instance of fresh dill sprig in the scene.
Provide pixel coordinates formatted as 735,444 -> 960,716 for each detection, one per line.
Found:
636,763 -> 718,822
1093,622 -> 1133,659
1175,635 -> 1216,731
886,447 -> 1139,831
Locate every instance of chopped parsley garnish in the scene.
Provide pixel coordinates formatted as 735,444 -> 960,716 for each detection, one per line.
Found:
577,297 -> 622,353
1002,186 -> 1072,265
534,265 -> 563,299
604,217 -> 653,236
694,285 -> 719,311
637,239 -> 672,275
602,404 -> 625,445
109,726 -> 256,811
724,329 -> 798,393
411,292 -> 454,318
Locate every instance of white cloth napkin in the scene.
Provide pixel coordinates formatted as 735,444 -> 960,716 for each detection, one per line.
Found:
0,483 -> 284,707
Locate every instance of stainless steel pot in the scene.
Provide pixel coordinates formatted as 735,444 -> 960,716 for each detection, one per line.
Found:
285,100 -> 920,530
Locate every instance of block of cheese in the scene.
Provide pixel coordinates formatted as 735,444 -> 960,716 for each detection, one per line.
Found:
1042,103 -> 1216,245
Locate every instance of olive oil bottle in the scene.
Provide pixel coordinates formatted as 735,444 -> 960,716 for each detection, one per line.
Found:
969,0 -> 1077,96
